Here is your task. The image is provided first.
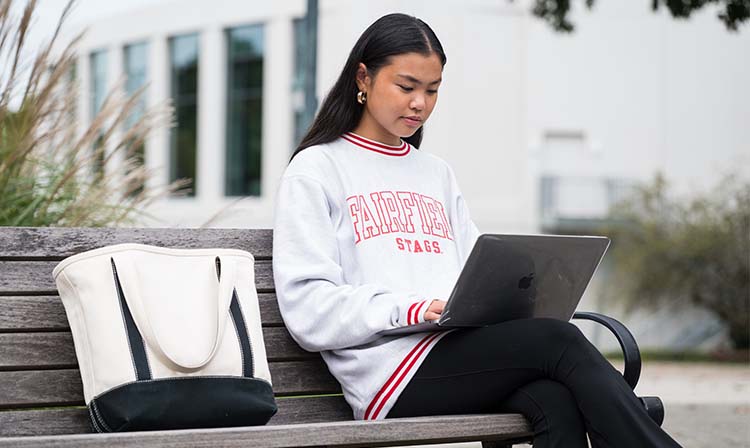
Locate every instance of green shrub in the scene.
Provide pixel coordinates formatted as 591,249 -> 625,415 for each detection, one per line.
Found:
605,172 -> 750,349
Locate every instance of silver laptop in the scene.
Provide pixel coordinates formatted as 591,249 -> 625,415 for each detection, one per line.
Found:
381,234 -> 610,336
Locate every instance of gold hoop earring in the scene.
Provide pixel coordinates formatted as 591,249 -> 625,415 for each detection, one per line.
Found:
357,91 -> 367,105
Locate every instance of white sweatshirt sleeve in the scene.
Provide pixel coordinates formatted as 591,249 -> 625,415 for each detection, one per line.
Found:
447,165 -> 481,265
272,174 -> 430,352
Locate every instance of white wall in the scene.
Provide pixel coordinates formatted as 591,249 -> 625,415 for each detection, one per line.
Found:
526,0 -> 750,201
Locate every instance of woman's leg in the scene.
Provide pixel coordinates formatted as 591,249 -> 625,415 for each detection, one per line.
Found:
388,318 -> 682,448
390,372 -> 587,448
498,379 -> 588,447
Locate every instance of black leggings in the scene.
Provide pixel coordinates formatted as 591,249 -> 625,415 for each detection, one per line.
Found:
387,319 -> 682,448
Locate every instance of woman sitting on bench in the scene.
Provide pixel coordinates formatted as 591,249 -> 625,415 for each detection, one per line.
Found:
272,13 -> 682,448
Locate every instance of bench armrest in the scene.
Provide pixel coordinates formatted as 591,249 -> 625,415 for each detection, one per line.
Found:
572,311 -> 642,389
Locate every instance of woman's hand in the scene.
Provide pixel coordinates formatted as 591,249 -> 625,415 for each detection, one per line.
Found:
424,299 -> 446,322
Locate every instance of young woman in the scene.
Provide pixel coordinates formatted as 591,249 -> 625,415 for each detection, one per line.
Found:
272,13 -> 682,447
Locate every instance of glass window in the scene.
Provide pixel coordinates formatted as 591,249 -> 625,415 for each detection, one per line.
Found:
124,42 -> 148,128
292,18 -> 306,147
124,42 -> 149,195
169,34 -> 199,196
89,50 -> 107,176
225,25 -> 263,197
90,50 -> 108,119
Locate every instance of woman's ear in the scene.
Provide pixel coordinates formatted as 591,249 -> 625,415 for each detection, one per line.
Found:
355,63 -> 370,91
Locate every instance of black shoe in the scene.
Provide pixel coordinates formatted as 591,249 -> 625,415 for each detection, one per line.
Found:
639,396 -> 665,426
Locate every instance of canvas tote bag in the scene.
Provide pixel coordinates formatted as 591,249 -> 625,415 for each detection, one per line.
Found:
52,243 -> 277,432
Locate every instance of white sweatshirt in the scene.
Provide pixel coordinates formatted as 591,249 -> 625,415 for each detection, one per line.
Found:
272,132 -> 480,420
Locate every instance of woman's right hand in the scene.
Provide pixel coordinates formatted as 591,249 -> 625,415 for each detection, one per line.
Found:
424,299 -> 447,322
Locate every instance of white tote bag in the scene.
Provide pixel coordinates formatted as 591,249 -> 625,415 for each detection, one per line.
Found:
52,243 -> 277,432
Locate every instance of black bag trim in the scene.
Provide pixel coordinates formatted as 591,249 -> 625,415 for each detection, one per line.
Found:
88,405 -> 104,433
90,398 -> 114,433
229,289 -> 254,378
110,258 -> 152,381
89,376 -> 277,432
217,256 -> 254,378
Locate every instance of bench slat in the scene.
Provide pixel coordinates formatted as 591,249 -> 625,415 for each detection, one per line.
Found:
0,296 -> 69,330
0,294 -> 283,331
0,413 -> 532,447
0,260 -> 275,294
0,396 -> 354,437
0,361 -> 341,409
0,408 -> 90,437
0,228 -> 273,259
0,332 -> 76,368
0,327 -> 313,369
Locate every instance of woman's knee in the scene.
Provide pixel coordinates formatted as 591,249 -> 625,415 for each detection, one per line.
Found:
503,318 -> 586,347
473,318 -> 589,357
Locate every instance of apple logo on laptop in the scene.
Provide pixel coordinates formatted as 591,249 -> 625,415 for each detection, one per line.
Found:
518,273 -> 534,290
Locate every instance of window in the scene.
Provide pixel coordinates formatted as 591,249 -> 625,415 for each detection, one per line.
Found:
123,42 -> 148,194
90,50 -> 108,119
169,34 -> 199,196
292,18 -> 306,147
225,25 -> 264,197
89,50 -> 107,176
539,175 -> 635,233
124,42 -> 148,129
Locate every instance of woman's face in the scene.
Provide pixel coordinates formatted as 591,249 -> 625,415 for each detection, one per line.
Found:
355,52 -> 443,145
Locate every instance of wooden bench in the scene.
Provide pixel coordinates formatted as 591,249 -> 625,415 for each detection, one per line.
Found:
0,227 -> 659,447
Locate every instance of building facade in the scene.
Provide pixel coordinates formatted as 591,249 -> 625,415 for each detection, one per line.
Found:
71,0 -> 749,230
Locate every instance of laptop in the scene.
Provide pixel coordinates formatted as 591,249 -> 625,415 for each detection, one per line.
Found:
381,234 -> 610,336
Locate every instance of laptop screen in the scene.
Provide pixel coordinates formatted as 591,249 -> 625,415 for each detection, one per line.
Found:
439,234 -> 610,327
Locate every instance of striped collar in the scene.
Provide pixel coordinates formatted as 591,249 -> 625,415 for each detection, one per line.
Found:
341,132 -> 411,157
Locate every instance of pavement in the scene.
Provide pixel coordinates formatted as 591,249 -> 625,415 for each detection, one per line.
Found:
632,361 -> 750,448
403,361 -> 750,447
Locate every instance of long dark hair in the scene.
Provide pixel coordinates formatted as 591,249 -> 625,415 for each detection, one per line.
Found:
290,13 -> 446,161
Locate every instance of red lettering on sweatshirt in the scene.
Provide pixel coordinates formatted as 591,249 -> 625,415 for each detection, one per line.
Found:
423,195 -> 446,239
396,191 -> 416,233
348,190 -> 453,245
438,201 -> 454,241
395,238 -> 444,254
412,192 -> 432,235
347,196 -> 363,244
381,191 -> 406,233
